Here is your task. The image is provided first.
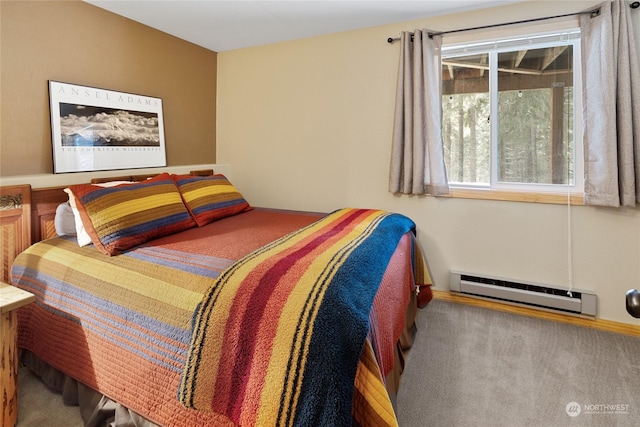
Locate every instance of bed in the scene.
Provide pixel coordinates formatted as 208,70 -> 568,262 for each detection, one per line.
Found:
9,171 -> 432,427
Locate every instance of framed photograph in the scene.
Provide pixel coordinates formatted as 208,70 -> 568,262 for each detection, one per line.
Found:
48,81 -> 167,173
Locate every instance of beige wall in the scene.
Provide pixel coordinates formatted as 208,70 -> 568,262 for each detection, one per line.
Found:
0,0 -> 217,176
217,1 -> 640,325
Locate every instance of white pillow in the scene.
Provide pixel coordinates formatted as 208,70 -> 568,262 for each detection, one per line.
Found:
54,202 -> 77,236
64,181 -> 134,246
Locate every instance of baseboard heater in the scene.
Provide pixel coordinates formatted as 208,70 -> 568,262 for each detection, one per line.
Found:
450,271 -> 597,317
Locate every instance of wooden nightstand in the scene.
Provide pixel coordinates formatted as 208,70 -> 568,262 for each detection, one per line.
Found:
1,282 -> 35,427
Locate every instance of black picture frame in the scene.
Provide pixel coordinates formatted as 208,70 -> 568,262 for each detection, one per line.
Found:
49,81 -> 167,173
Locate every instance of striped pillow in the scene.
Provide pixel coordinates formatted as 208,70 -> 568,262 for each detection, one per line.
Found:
67,173 -> 196,255
173,174 -> 252,227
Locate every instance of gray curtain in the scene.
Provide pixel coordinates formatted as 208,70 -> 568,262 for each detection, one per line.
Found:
580,0 -> 640,207
389,30 -> 449,196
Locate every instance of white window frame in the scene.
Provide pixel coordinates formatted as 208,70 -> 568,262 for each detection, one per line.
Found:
441,29 -> 584,197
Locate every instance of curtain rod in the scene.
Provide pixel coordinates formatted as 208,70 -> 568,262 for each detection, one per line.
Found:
386,2 -> 640,44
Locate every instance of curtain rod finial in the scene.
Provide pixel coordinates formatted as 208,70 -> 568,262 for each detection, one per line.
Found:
631,1 -> 640,9
387,37 -> 394,44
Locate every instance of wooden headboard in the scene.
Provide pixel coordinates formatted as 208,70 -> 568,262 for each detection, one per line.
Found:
0,185 -> 31,283
30,169 -> 214,244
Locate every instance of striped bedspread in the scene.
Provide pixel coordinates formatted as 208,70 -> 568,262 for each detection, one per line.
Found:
180,208 -> 420,426
11,208 -> 427,427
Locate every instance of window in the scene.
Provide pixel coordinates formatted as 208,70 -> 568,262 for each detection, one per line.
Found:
441,30 -> 583,195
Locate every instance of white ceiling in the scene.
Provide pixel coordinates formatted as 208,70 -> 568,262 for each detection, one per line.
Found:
84,0 -> 526,52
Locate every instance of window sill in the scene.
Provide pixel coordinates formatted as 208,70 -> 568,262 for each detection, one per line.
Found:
440,187 -> 584,205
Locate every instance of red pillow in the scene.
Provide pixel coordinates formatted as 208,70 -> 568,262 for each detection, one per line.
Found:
67,173 -> 196,255
173,174 -> 252,227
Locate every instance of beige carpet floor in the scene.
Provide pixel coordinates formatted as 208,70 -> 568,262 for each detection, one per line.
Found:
18,366 -> 83,426
397,300 -> 640,427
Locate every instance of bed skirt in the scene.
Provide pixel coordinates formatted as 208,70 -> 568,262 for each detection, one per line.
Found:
20,293 -> 418,427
